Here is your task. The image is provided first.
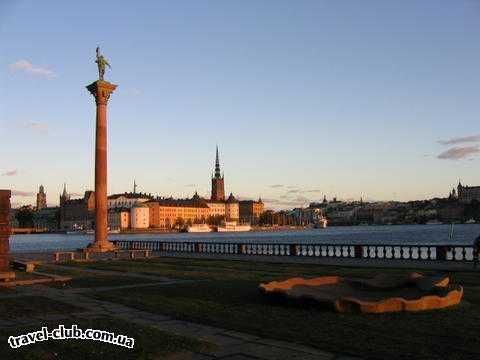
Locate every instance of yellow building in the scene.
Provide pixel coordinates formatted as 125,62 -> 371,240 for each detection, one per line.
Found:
146,194 -> 210,229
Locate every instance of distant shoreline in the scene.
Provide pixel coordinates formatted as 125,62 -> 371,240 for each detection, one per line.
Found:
11,222 -> 479,236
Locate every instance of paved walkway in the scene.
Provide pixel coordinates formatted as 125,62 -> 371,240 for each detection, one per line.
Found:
0,266 -> 359,360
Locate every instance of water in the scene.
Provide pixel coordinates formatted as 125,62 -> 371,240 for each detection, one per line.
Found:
10,224 -> 480,253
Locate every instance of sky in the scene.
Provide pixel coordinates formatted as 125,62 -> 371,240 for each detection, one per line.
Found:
0,0 -> 479,210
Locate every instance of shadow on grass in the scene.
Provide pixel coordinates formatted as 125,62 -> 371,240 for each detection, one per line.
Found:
0,317 -> 216,360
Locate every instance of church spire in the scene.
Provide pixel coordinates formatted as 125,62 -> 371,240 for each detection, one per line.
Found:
214,145 -> 221,179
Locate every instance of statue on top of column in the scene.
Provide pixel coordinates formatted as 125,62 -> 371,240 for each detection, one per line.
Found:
95,47 -> 111,81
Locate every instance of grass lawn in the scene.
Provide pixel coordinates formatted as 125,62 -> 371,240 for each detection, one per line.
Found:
36,264 -> 157,289
78,257 -> 480,360
0,317 -> 215,360
0,296 -> 85,319
60,256 -> 449,281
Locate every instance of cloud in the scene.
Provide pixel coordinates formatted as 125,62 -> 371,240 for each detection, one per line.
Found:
25,121 -> 48,134
269,184 -> 284,188
438,134 -> 480,146
185,184 -> 196,187
290,195 -> 310,204
12,190 -> 34,197
8,59 -> 55,78
262,195 -> 312,209
306,189 -> 322,193
2,169 -> 17,176
286,189 -> 300,194
437,146 -> 480,160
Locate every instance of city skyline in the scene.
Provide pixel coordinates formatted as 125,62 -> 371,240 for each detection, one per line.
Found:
1,1 -> 479,209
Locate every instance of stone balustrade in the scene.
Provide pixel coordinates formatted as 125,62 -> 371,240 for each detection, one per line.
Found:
112,240 -> 475,262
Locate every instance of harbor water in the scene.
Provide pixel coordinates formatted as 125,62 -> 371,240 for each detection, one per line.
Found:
10,224 -> 480,253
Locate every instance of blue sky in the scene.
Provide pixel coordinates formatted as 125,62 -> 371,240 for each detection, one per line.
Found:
1,0 -> 479,209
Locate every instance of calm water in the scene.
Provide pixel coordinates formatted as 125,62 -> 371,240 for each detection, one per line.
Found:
10,224 -> 480,253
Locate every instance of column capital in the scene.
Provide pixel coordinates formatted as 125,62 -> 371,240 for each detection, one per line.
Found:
86,80 -> 117,105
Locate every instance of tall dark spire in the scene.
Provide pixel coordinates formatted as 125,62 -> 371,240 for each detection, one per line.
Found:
214,145 -> 221,179
211,145 -> 226,201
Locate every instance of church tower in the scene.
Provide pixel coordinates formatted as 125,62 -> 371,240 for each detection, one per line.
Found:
59,183 -> 70,206
211,146 -> 225,201
36,185 -> 47,210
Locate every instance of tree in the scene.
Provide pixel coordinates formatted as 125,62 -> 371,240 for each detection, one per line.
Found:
16,206 -> 34,228
174,217 -> 185,229
464,200 -> 480,222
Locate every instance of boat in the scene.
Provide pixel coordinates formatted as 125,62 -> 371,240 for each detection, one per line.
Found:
465,218 -> 476,224
216,221 -> 252,232
426,220 -> 443,225
187,224 -> 213,233
314,217 -> 328,229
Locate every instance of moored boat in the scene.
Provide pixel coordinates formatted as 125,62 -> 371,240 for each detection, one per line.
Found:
187,224 -> 213,233
216,221 -> 251,232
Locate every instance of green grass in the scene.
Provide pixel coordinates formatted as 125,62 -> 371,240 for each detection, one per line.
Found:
60,257 -> 447,281
75,257 -> 480,360
36,264 -> 156,289
0,296 -> 85,319
0,317 -> 215,360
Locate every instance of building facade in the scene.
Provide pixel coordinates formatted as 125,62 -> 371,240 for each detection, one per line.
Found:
36,185 -> 47,210
146,195 -> 210,229
59,190 -> 95,230
130,204 -> 150,229
108,208 -> 130,230
457,182 -> 480,204
33,207 -> 59,231
108,192 -> 153,209
239,199 -> 264,224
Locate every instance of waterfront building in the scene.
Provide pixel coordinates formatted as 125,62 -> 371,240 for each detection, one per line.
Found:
457,181 -> 480,204
130,203 -> 150,229
134,147 -> 263,229
36,185 -> 47,210
225,193 -> 240,221
108,192 -> 153,209
146,195 -> 210,229
59,191 -> 95,230
239,198 -> 264,225
205,200 -> 227,218
33,207 -> 59,231
108,207 -> 130,230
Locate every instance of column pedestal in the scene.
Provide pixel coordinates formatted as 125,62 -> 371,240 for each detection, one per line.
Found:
85,80 -> 117,253
0,190 -> 15,281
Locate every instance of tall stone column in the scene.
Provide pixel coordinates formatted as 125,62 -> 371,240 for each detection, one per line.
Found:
0,190 -> 15,281
85,80 -> 117,252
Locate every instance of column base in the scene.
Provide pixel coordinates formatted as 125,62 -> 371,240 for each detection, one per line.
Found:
84,241 -> 117,253
0,271 -> 15,282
